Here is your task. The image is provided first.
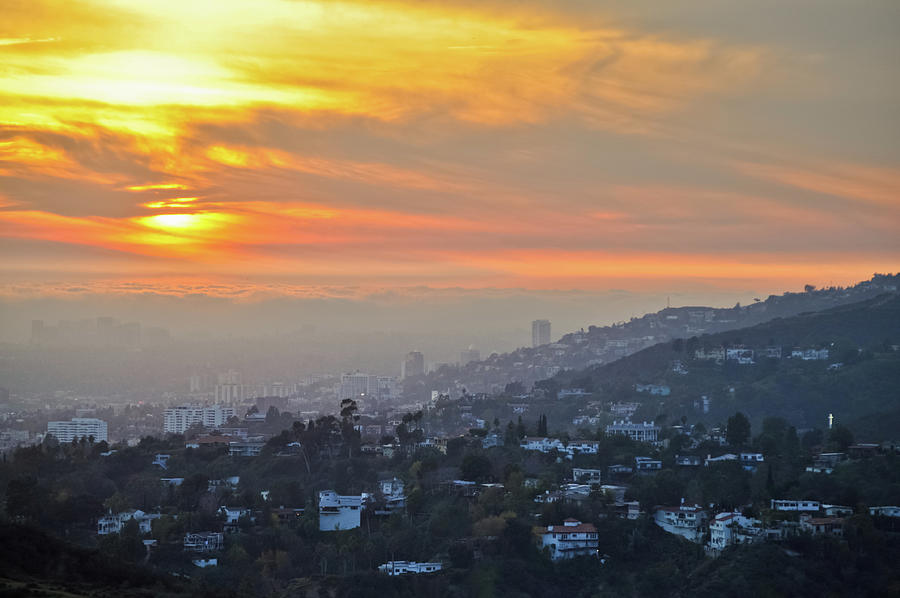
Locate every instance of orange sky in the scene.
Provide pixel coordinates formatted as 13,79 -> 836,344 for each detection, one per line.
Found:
1,0 -> 898,295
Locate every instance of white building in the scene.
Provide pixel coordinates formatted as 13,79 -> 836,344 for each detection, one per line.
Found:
770,499 -> 820,512
725,348 -> 755,365
378,561 -> 443,575
635,383 -> 671,396
634,456 -> 662,472
520,437 -> 598,459
869,506 -> 900,518
654,504 -> 709,543
572,468 -> 603,485
219,506 -> 252,530
378,477 -> 406,511
319,490 -> 368,531
47,418 -> 108,443
228,440 -> 264,457
164,405 -> 236,434
708,511 -> 762,552
532,319 -> 551,347
605,421 -> 660,443
537,518 -> 599,560
97,510 -> 161,535
184,532 -> 224,552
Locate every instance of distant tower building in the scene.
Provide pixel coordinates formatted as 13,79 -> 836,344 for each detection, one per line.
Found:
460,345 -> 480,365
340,372 -> 373,400
532,319 -> 551,347
828,413 -> 834,430
401,351 -> 425,379
214,369 -> 244,403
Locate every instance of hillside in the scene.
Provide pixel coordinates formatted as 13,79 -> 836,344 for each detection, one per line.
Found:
0,523 -> 202,598
546,293 -> 900,435
413,274 -> 900,397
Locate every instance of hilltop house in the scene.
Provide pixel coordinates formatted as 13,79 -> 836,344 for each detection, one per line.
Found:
378,561 -> 443,575
97,510 -> 162,535
319,490 -> 368,531
572,468 -> 603,485
537,518 -> 599,561
770,499 -> 820,512
378,477 -> 406,512
184,532 -> 224,552
708,511 -> 763,552
605,421 -> 660,443
654,504 -> 709,543
800,515 -> 844,537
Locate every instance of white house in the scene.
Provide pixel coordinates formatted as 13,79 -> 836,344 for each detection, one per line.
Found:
378,477 -> 406,512
708,511 -> 762,552
770,499 -> 820,512
654,504 -> 709,543
219,506 -> 252,530
378,561 -> 443,575
97,510 -> 161,535
822,504 -> 853,517
705,453 -> 738,466
184,532 -> 224,552
725,348 -> 755,365
572,468 -> 603,485
635,384 -> 671,396
537,518 -> 599,561
634,456 -> 662,472
319,490 -> 368,531
605,421 -> 660,443
869,506 -> 900,518
520,437 -> 565,453
567,440 -> 600,456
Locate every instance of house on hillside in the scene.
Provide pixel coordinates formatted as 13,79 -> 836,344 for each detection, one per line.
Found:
536,518 -> 599,561
770,499 -> 820,512
654,504 -> 709,543
707,511 -> 762,553
319,490 -> 368,531
605,421 -> 660,443
184,532 -> 224,552
97,510 -> 161,535
378,561 -> 443,575
572,468 -> 603,485
800,516 -> 844,537
634,456 -> 662,472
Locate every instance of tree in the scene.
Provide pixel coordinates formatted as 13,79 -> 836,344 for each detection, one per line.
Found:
726,412 -> 751,447
460,454 -> 493,482
828,425 -> 854,452
537,414 -> 548,436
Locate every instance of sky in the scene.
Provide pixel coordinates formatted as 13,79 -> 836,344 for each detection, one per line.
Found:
0,0 -> 898,328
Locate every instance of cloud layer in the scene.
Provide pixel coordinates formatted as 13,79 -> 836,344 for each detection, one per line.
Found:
1,0 -> 897,293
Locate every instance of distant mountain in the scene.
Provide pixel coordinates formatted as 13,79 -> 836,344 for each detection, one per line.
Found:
547,292 -> 900,436
414,273 -> 900,397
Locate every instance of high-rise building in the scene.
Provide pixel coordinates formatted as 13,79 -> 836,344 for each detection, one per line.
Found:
163,405 -> 236,434
401,351 -> 425,379
47,418 -> 108,443
532,319 -> 551,347
460,346 -> 481,365
340,372 -> 372,400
